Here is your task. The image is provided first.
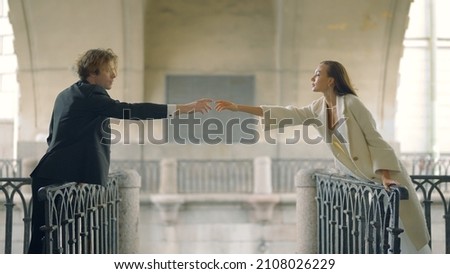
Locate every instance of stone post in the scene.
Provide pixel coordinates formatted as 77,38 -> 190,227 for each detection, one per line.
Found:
117,169 -> 141,254
295,169 -> 317,253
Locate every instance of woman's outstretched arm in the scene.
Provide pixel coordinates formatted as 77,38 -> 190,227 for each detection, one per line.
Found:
215,100 -> 263,116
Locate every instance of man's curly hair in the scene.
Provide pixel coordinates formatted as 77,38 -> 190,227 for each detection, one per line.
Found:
76,48 -> 118,81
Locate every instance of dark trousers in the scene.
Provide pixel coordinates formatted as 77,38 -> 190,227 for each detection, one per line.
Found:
27,177 -> 64,254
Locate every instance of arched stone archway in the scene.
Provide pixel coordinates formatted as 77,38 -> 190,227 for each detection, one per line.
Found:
8,0 -> 412,159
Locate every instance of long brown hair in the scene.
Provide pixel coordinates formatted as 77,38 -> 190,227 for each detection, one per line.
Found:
321,60 -> 357,96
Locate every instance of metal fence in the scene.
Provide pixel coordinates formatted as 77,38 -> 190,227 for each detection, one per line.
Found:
314,172 -> 405,254
39,177 -> 120,254
2,155 -> 449,254
410,175 -> 450,253
0,177 -> 32,254
1,175 -> 120,254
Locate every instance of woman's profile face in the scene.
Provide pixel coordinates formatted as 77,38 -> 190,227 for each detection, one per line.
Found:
311,64 -> 333,92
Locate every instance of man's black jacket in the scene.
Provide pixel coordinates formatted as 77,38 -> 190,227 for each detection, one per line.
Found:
31,81 -> 167,185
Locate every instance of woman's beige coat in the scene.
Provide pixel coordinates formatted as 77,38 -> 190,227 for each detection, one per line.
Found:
261,94 -> 430,251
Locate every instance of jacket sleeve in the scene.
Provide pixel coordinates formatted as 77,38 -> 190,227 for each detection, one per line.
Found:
88,87 -> 168,120
347,96 -> 401,173
46,111 -> 55,146
260,99 -> 321,131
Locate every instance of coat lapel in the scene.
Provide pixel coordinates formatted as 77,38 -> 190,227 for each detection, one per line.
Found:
335,96 -> 350,152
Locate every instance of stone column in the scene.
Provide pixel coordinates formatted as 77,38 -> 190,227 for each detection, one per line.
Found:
117,169 -> 141,254
295,169 -> 317,253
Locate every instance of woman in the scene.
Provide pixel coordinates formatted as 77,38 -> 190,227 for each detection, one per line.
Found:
215,60 -> 430,253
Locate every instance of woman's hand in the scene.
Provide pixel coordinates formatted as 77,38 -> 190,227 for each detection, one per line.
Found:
215,100 -> 238,112
380,169 -> 398,190
215,100 -> 264,116
382,177 -> 398,190
177,98 -> 213,114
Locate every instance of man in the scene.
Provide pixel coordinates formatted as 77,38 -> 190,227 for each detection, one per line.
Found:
28,48 -> 212,253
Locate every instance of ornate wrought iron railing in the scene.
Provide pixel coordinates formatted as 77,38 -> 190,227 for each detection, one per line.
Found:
2,157 -> 449,254
314,172 -> 406,254
410,175 -> 450,253
38,176 -> 120,254
0,177 -> 32,254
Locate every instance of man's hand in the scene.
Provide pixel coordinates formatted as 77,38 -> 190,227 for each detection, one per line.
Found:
177,98 -> 213,114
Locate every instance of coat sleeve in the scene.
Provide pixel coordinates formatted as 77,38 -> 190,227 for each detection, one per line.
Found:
260,99 -> 322,131
46,111 -> 55,146
347,96 -> 401,173
88,87 -> 168,120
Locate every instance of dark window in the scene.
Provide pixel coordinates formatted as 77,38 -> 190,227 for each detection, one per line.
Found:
166,75 -> 256,144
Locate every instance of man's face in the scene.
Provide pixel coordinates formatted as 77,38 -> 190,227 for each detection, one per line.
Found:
90,61 -> 117,90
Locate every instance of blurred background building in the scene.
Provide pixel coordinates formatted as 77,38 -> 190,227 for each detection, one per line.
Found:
1,0 -> 449,161
1,0 -> 449,253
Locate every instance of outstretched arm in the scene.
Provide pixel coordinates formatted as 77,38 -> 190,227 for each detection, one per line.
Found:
175,98 -> 213,115
215,100 -> 263,116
